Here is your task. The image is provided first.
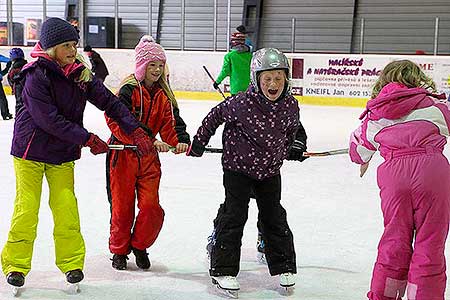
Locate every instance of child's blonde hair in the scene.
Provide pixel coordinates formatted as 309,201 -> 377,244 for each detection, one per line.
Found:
371,60 -> 436,99
46,46 -> 92,83
158,66 -> 178,108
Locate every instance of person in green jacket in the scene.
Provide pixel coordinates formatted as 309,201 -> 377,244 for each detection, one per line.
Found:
213,32 -> 252,96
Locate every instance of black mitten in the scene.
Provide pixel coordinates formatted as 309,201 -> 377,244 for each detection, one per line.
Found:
186,139 -> 206,157
287,140 -> 308,162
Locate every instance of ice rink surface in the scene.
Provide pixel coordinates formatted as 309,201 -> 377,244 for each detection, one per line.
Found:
0,97 -> 449,300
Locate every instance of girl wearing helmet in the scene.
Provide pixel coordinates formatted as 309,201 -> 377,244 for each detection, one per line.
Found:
7,48 -> 27,114
187,48 -> 307,294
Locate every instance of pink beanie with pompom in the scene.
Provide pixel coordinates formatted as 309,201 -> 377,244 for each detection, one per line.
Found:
134,35 -> 166,81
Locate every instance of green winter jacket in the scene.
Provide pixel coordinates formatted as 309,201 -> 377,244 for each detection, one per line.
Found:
216,50 -> 252,95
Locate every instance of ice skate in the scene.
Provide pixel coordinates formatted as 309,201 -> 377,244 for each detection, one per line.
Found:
65,269 -> 83,294
111,254 -> 128,270
256,232 -> 266,264
132,247 -> 151,270
206,229 -> 216,261
211,276 -> 240,298
279,272 -> 295,294
7,272 -> 25,297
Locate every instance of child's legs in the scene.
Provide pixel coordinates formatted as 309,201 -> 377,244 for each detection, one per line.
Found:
408,155 -> 450,300
46,161 -> 85,273
254,174 -> 296,276
369,161 -> 414,300
132,157 -> 164,250
209,170 -> 251,277
1,158 -> 44,276
107,151 -> 138,255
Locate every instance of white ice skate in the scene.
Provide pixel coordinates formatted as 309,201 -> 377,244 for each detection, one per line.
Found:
211,276 -> 240,298
279,272 -> 295,294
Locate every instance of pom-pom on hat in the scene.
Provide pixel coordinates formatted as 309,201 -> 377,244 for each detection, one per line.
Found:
39,17 -> 79,50
134,35 -> 166,81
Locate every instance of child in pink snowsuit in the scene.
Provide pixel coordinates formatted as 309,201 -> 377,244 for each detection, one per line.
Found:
349,60 -> 450,300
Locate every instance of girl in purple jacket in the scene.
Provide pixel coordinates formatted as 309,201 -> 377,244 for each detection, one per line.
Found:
187,48 -> 308,296
1,17 -> 153,292
349,60 -> 450,300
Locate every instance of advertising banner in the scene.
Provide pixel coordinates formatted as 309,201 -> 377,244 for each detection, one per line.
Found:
288,53 -> 450,106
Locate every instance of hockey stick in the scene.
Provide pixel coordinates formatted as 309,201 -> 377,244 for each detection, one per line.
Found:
108,144 -> 138,150
303,148 -> 349,157
169,146 -> 223,153
203,66 -> 226,100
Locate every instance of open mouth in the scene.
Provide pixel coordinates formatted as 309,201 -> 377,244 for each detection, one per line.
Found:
268,89 -> 279,95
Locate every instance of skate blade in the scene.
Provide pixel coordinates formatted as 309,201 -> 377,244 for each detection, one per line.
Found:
215,285 -> 239,299
66,282 -> 80,294
12,286 -> 21,297
256,252 -> 267,264
280,285 -> 295,296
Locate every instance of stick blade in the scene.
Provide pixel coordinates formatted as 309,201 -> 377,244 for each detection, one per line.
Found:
303,148 -> 349,157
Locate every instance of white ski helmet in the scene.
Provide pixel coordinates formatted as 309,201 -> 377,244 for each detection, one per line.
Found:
250,48 -> 291,95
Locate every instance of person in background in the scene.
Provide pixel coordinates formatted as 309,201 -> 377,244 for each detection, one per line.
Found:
349,60 -> 450,300
236,24 -> 254,52
1,17 -> 154,290
188,48 -> 307,295
7,47 -> 28,114
106,35 -> 190,271
0,53 -> 12,120
83,45 -> 109,82
213,31 -> 252,96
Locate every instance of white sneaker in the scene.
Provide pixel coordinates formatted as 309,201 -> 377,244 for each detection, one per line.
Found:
279,272 -> 295,287
211,276 -> 240,290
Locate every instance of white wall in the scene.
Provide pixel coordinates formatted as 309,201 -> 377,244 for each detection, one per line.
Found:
0,47 -> 229,92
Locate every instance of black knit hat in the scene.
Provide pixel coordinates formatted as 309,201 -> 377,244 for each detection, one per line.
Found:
40,17 -> 79,50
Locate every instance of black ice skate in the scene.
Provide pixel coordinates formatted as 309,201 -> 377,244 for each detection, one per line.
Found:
7,272 -> 25,296
256,232 -> 266,264
132,248 -> 151,270
111,254 -> 128,270
65,269 -> 83,294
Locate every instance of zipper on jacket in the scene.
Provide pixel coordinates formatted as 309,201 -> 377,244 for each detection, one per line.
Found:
22,129 -> 36,160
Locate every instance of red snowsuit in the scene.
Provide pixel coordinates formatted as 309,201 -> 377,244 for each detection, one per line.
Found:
106,75 -> 189,254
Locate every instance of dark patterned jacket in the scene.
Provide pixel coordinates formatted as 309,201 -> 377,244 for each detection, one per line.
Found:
193,86 -> 307,180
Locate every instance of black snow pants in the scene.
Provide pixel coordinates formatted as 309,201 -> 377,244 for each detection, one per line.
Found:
0,83 -> 11,119
209,169 -> 296,277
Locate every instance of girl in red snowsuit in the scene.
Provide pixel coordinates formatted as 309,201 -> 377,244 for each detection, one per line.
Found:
106,36 -> 190,270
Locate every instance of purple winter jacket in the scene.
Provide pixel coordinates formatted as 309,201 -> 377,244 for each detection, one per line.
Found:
11,57 -> 139,164
194,86 -> 302,180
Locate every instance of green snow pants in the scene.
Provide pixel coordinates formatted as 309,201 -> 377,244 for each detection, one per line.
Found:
1,157 -> 85,276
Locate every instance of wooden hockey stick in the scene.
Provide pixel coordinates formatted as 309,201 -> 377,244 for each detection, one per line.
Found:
303,148 -> 349,157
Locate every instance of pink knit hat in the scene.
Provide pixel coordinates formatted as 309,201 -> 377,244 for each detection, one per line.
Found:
134,35 -> 166,81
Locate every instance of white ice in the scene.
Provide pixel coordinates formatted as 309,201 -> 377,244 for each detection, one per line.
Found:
0,96 -> 449,300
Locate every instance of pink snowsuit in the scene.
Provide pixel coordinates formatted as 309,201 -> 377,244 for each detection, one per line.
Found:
349,83 -> 450,300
